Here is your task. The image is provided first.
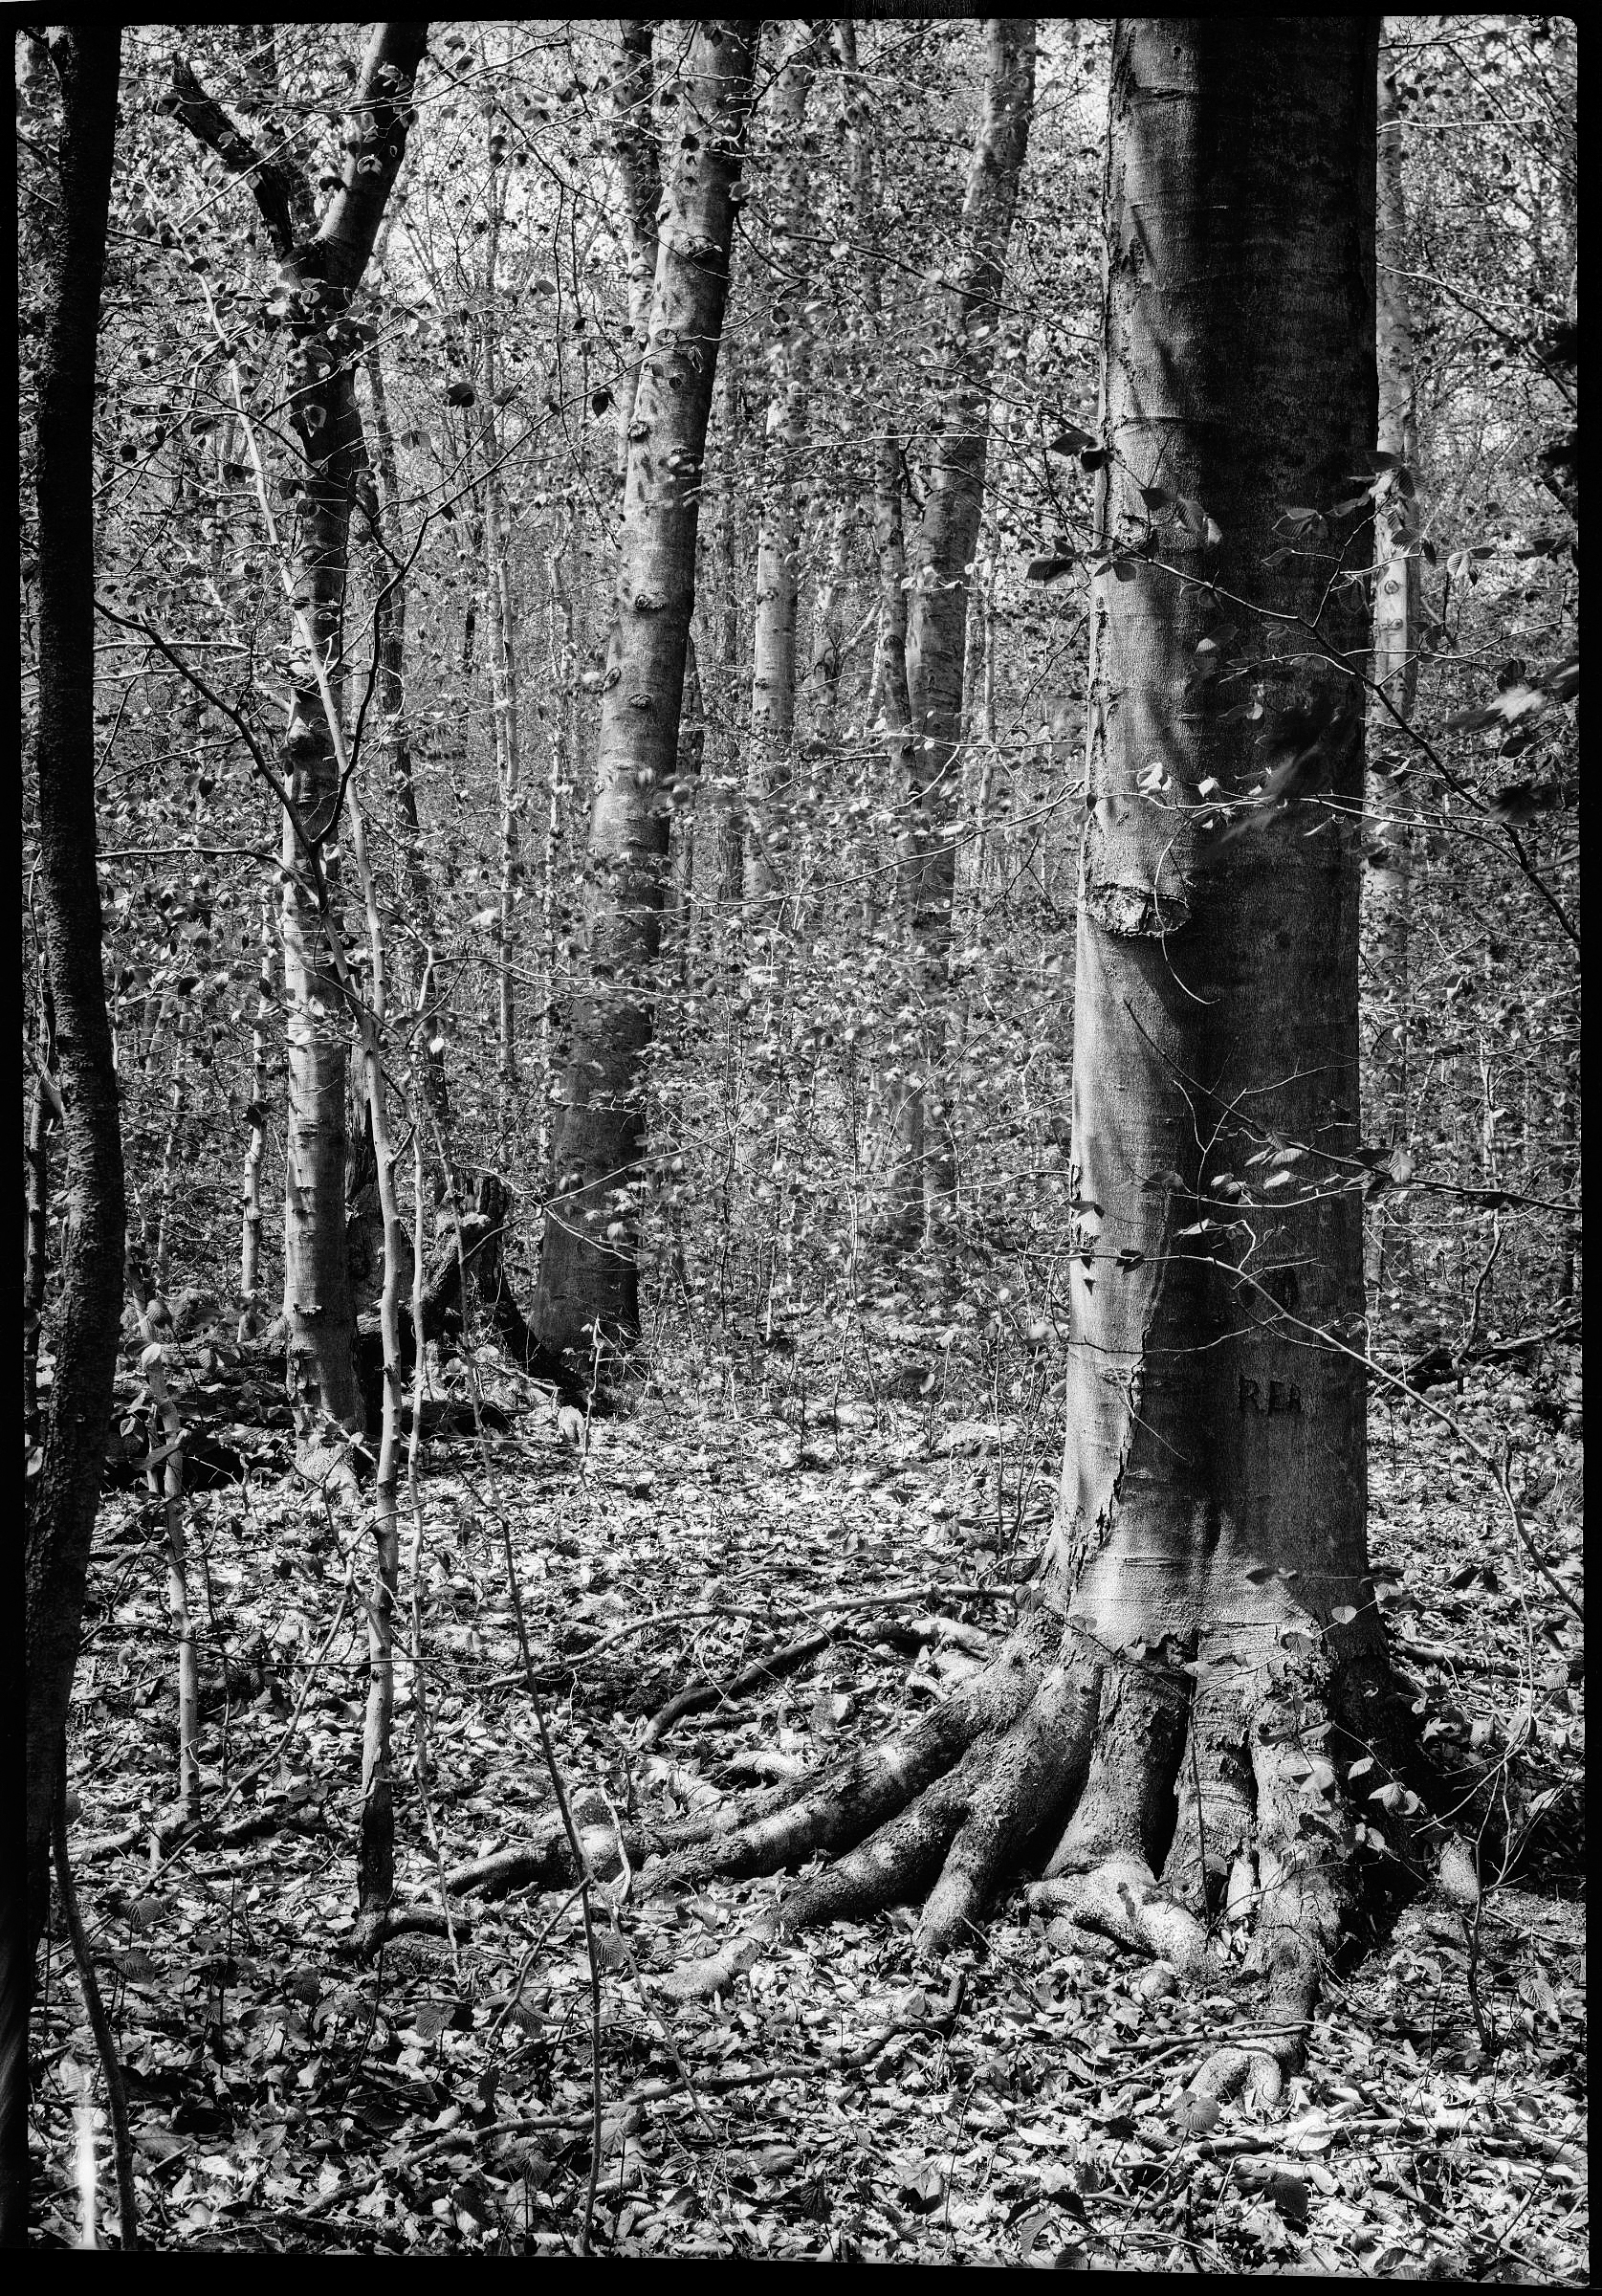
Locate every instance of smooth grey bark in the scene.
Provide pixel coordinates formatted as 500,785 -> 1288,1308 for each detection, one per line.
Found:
537,22 -> 758,1361
611,20 -> 662,469
1050,21 -> 1378,1651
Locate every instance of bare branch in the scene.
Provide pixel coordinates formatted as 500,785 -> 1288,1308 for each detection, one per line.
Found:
164,52 -> 314,256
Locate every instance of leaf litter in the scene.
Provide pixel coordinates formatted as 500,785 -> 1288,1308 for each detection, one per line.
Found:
33,1332 -> 1585,2269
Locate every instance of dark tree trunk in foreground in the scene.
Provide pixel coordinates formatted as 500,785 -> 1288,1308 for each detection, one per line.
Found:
16,22 -> 124,2241
459,20 -> 1461,2117
169,25 -> 428,1475
536,22 -> 757,1362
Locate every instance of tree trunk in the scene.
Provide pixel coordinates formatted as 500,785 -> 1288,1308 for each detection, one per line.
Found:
168,23 -> 428,1476
889,17 -> 1036,1244
711,345 -> 749,912
239,895 -> 274,1336
151,1005 -> 189,1289
611,20 -> 661,472
745,22 -> 822,916
361,337 -> 453,1161
485,469 -> 523,1093
23,973 -> 60,1465
23,22 -> 125,1998
808,497 -> 853,745
1366,46 -> 1420,1309
484,20 -> 1444,2119
538,512 -> 579,1177
668,633 -> 707,980
536,22 -> 757,1365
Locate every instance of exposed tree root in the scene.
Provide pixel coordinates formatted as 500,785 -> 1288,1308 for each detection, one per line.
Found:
453,1608 -> 1466,2108
348,1902 -> 472,1958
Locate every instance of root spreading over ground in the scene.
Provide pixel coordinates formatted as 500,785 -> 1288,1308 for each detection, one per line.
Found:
450,1605 -> 1453,2108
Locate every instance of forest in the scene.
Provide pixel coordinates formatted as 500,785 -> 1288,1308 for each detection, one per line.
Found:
15,12 -> 1583,2269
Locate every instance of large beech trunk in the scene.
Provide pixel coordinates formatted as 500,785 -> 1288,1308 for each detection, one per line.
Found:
169,24 -> 428,1472
456,21 -> 1453,2118
23,20 -> 125,1999
536,22 -> 757,1361
888,17 -> 1036,1243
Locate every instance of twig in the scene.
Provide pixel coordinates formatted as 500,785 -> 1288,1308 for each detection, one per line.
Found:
406,1104 -> 461,1978
1463,1315 -> 1581,1361
481,1417 -> 607,2253
483,1578 -> 1013,1689
54,1776 -> 139,2250
407,2061 -> 787,2163
828,1968 -> 965,2069
644,1629 -> 833,1743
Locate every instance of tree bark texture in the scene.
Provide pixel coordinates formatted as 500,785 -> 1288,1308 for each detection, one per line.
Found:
745,21 -> 823,913
168,24 -> 428,1469
23,976 -> 60,1463
239,895 -> 273,1333
361,338 -> 453,1160
611,20 -> 661,474
890,17 -> 1036,1240
537,22 -> 757,1361
1049,18 -> 1378,1655
23,18 -> 125,1995
1365,47 -> 1420,1304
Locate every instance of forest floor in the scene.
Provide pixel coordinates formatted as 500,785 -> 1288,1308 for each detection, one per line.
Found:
33,1323 -> 1586,2269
